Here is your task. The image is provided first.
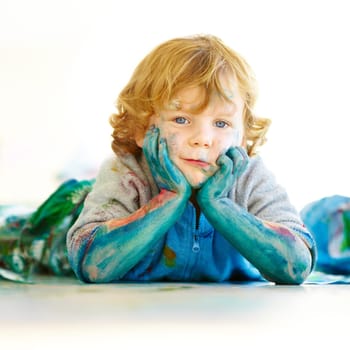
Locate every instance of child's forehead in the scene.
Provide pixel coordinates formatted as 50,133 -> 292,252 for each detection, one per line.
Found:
165,83 -> 239,113
170,86 -> 205,108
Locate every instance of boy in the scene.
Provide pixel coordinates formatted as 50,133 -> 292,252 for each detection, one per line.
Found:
67,35 -> 316,284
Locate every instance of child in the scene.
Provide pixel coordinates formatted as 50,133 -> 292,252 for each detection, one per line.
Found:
67,34 -> 316,284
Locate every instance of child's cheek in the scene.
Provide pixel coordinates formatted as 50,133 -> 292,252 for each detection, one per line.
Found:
232,129 -> 244,147
156,123 -> 179,156
164,133 -> 180,158
216,139 -> 231,159
217,129 -> 243,158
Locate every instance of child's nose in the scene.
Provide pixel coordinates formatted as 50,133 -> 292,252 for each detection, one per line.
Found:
189,128 -> 213,148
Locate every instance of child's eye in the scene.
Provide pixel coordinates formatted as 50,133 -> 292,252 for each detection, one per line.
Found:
175,116 -> 189,124
215,120 -> 229,128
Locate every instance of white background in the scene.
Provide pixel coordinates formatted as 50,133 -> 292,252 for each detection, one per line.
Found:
1,0 -> 349,210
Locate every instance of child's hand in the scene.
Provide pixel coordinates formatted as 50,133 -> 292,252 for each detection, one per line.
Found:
197,147 -> 248,203
143,126 -> 191,199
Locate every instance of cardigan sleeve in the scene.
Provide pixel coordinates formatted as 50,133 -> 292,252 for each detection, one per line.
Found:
232,155 -> 317,269
66,154 -> 155,279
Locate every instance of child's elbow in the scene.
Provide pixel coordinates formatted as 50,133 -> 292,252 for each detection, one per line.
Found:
79,259 -> 123,283
262,251 -> 313,285
80,265 -> 108,283
79,250 -> 127,283
278,268 -> 310,285
68,255 -> 109,283
272,258 -> 312,285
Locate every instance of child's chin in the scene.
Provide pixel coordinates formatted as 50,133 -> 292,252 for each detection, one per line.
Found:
190,183 -> 203,190
187,176 -> 208,189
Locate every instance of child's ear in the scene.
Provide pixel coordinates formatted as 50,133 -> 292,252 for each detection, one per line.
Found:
135,128 -> 145,148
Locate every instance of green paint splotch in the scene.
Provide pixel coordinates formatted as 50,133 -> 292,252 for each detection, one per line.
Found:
163,245 -> 176,267
341,211 -> 350,251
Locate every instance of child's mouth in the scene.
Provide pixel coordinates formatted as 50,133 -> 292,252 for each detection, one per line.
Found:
182,158 -> 210,168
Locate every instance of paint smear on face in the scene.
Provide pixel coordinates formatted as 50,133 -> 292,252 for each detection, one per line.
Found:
154,78 -> 245,189
168,99 -> 181,111
161,131 -> 218,188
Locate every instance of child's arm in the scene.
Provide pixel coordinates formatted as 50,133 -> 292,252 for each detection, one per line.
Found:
68,128 -> 191,282
196,147 -> 315,285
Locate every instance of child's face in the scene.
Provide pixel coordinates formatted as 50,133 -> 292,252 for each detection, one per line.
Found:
142,75 -> 245,188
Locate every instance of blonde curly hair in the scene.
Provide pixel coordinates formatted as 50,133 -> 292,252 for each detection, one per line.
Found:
110,34 -> 270,157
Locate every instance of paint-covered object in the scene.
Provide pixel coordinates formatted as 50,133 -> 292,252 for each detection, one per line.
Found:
67,150 -> 315,284
301,195 -> 350,274
0,179 -> 94,282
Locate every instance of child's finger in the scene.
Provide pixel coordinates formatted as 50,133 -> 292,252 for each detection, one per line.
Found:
226,147 -> 249,178
158,137 -> 172,180
143,127 -> 171,188
158,137 -> 183,186
143,127 -> 160,165
216,153 -> 233,177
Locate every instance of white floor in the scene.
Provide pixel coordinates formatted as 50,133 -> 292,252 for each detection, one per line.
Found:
1,276 -> 348,350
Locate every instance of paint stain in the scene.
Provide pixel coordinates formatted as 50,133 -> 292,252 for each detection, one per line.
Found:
263,221 -> 294,237
163,245 -> 176,267
341,211 -> 350,251
156,285 -> 193,292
